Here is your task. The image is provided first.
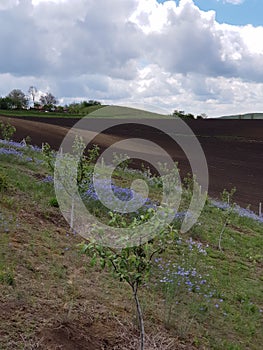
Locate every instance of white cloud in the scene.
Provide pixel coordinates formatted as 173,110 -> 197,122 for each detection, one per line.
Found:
32,0 -> 66,5
0,0 -> 19,10
0,0 -> 262,117
222,0 -> 245,5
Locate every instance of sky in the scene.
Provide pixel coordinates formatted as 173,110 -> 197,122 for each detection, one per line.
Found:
0,0 -> 263,117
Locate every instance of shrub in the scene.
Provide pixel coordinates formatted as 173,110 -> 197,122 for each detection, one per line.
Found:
49,197 -> 59,207
0,121 -> 16,141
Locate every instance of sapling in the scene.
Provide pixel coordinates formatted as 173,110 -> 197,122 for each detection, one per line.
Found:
86,144 -> 100,166
54,136 -> 101,231
0,121 -> 16,141
218,187 -> 236,252
112,152 -> 131,171
42,142 -> 55,172
80,209 -> 177,350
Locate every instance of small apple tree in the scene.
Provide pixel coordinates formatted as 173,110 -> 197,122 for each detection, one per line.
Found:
80,210 -> 177,350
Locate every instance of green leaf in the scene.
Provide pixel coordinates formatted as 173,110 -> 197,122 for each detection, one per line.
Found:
100,258 -> 106,269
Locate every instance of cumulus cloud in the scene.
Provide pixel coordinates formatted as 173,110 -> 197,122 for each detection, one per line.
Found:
132,0 -> 263,82
31,0 -> 142,80
0,1 -> 46,76
0,0 -> 262,117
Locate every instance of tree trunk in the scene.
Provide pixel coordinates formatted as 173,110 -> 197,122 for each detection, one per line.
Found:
70,198 -> 74,231
132,285 -> 145,350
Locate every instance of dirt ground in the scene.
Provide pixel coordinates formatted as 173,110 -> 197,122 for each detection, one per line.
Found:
1,115 -> 262,211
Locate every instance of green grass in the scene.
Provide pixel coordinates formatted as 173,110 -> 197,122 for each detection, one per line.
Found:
0,105 -> 172,119
0,109 -> 80,118
0,144 -> 262,349
0,105 -> 170,119
0,104 -> 104,118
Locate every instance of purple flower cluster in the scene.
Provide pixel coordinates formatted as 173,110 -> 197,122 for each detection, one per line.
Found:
0,139 -> 41,152
156,258 -> 226,312
0,138 -> 42,163
186,237 -> 208,255
174,211 -> 186,221
83,180 -> 156,212
157,260 -> 210,293
0,147 -> 23,157
84,181 -> 132,201
42,175 -> 54,183
0,146 -> 35,163
82,179 -> 195,219
211,199 -> 263,223
0,139 -> 25,149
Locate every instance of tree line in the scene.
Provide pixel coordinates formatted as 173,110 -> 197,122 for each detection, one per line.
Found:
0,86 -> 206,118
172,110 -> 208,119
0,86 -> 58,111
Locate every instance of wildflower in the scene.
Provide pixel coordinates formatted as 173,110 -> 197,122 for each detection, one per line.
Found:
42,175 -> 54,183
83,179 -> 156,213
211,199 -> 263,223
0,148 -> 23,157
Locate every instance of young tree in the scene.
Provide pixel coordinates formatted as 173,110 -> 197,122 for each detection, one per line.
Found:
7,89 -> 28,109
80,212 -> 176,350
0,121 -> 16,140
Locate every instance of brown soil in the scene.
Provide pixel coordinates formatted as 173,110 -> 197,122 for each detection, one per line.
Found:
0,186 -> 198,349
1,115 -> 263,211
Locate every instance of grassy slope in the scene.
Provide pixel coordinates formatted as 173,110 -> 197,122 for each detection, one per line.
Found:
0,146 -> 262,349
0,105 -> 172,119
2,108 -> 263,120
0,105 -> 104,119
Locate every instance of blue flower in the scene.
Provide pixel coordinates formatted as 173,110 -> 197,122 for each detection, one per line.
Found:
211,199 -> 263,223
83,179 -> 156,213
42,175 -> 54,183
0,147 -> 23,157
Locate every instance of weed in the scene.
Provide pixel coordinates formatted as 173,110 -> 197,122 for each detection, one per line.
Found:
0,268 -> 15,286
0,172 -> 8,192
49,197 -> 59,207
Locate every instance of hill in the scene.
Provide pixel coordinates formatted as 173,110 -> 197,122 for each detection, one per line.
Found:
219,112 -> 263,119
0,104 -> 104,119
0,139 -> 262,349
